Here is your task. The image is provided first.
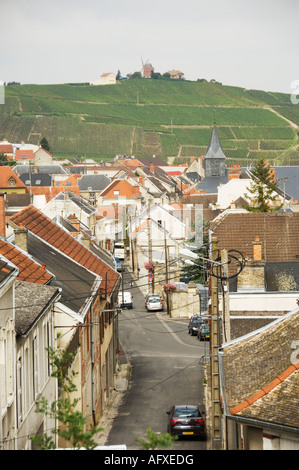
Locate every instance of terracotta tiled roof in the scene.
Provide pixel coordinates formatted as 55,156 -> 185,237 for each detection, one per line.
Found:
0,239 -> 53,284
211,212 -> 299,263
0,144 -> 13,154
0,166 -> 27,188
118,159 -> 143,168
10,205 -> 119,296
100,179 -> 141,198
29,185 -> 80,201
15,149 -> 34,160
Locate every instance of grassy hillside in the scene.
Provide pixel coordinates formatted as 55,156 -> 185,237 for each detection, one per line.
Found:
1,79 -> 299,165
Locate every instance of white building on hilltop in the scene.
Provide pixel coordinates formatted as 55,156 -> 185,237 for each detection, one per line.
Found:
90,73 -> 117,85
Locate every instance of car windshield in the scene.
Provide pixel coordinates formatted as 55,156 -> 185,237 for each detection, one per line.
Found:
192,319 -> 201,324
149,298 -> 161,303
173,408 -> 200,418
201,325 -> 209,332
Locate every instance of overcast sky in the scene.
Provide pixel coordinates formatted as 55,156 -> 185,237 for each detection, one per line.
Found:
1,0 -> 298,93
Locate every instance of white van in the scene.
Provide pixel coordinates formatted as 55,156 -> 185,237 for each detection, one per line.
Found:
118,291 -> 133,309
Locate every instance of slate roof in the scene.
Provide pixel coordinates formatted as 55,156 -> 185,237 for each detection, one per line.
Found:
265,261 -> 299,291
15,281 -> 61,336
195,170 -> 229,193
220,307 -> 299,429
19,173 -> 52,187
9,205 -> 120,297
274,166 -> 299,201
204,125 -> 227,160
0,239 -> 53,284
137,156 -> 169,167
78,174 -> 111,191
13,165 -> 67,175
25,231 -> 99,313
54,191 -> 96,215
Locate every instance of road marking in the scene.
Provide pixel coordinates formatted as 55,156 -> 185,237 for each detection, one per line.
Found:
156,313 -> 199,348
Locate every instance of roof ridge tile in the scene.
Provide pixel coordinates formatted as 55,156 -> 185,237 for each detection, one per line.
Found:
230,361 -> 299,415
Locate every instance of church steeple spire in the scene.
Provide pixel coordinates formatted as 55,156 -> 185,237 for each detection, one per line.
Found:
203,123 -> 226,177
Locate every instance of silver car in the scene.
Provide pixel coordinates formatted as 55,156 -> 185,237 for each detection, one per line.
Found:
145,295 -> 163,311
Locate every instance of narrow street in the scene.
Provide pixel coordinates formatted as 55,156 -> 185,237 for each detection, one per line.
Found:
104,267 -> 209,450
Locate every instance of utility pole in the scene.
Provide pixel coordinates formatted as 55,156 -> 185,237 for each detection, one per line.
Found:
164,225 -> 170,316
221,249 -> 231,344
147,215 -> 153,293
210,237 -> 222,449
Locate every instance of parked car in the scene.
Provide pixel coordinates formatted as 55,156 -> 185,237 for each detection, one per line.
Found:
146,295 -> 163,311
118,291 -> 133,309
115,259 -> 125,272
145,293 -> 161,304
188,315 -> 203,336
198,324 -> 210,341
166,405 -> 206,439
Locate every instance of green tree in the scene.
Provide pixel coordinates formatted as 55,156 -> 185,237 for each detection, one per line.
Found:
181,219 -> 210,284
0,152 -> 15,166
40,137 -> 50,152
136,428 -> 177,450
31,347 -> 102,450
244,158 -> 282,212
129,71 -> 142,79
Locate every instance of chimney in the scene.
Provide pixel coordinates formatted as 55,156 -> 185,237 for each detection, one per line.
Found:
14,226 -> 28,252
0,193 -> 6,238
68,214 -> 80,231
132,185 -> 140,195
81,235 -> 91,249
228,164 -> 241,181
253,236 -> 262,261
237,236 -> 265,292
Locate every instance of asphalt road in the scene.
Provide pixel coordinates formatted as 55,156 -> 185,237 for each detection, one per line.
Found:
106,269 -> 210,451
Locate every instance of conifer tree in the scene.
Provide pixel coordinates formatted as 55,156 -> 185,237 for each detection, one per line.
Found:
244,158 -> 282,212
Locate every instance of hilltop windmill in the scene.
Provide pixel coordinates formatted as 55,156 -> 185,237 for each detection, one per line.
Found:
141,58 -> 154,78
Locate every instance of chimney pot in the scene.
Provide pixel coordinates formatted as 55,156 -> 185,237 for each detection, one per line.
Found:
14,226 -> 28,252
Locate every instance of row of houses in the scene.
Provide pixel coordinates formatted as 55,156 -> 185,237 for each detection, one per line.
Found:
0,192 -> 121,449
1,125 -> 299,450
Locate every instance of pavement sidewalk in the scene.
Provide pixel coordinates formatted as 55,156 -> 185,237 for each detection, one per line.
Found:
94,359 -> 131,446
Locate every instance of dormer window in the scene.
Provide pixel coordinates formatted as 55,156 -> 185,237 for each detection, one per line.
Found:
9,177 -> 16,187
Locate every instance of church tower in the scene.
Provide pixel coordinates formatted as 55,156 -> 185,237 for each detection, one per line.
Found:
203,123 -> 226,177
